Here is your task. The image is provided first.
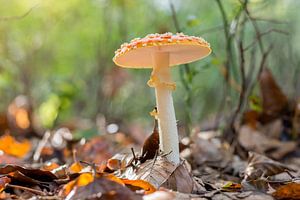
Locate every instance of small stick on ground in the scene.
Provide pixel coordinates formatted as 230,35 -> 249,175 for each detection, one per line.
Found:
7,184 -> 46,196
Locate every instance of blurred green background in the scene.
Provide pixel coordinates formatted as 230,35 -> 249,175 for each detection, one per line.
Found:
0,0 -> 299,136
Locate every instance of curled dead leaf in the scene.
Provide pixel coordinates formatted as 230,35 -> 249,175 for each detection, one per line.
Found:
121,179 -> 156,194
259,68 -> 288,124
139,118 -> 159,163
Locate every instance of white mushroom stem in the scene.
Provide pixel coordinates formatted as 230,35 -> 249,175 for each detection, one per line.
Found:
149,52 -> 180,164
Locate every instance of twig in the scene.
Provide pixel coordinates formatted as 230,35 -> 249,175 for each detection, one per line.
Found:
252,17 -> 289,24
131,147 -> 137,162
168,0 -> 181,32
7,184 -> 46,196
0,5 -> 37,21
169,0 -> 193,133
239,0 -> 265,53
197,24 -> 225,35
231,41 -> 246,125
33,130 -> 51,162
246,45 -> 273,99
244,28 -> 289,51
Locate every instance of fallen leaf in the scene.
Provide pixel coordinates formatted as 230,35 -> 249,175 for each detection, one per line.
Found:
139,118 -> 159,163
122,156 -> 193,193
0,165 -> 57,182
69,162 -> 84,174
221,182 -> 242,192
242,152 -> 295,192
238,125 -> 296,159
0,134 -> 31,158
61,173 -> 94,196
161,161 -> 194,193
121,179 -> 156,194
259,68 -> 288,124
123,156 -> 176,189
76,137 -> 113,164
0,177 -> 10,192
66,177 -> 142,200
244,152 -> 295,181
272,183 -> 300,200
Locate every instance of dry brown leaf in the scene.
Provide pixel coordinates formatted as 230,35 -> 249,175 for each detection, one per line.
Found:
272,183 -> 300,200
161,162 -> 194,193
123,156 -> 177,189
0,177 -> 10,192
191,135 -> 223,165
139,118 -> 159,163
76,137 -> 113,164
66,177 -> 142,200
0,164 -> 57,182
259,68 -> 288,124
0,134 -> 31,158
238,125 -> 296,159
244,152 -> 294,181
122,156 -> 193,193
121,179 -> 156,194
242,152 -> 295,192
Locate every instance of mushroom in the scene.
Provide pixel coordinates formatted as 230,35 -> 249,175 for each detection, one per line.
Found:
113,32 -> 211,164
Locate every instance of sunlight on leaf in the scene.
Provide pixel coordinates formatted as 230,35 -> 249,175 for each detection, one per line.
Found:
0,176 -> 11,193
0,134 -> 31,158
272,183 -> 300,200
121,179 -> 156,194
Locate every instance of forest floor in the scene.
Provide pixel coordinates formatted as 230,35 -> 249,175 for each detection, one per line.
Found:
0,68 -> 299,200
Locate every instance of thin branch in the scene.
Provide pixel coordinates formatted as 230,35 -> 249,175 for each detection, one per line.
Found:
197,24 -> 224,35
7,184 -> 46,196
230,41 -> 247,131
0,5 -> 37,21
169,0 -> 193,133
243,28 -> 289,51
168,0 -> 181,32
251,17 -> 289,24
239,0 -> 264,53
247,45 -> 273,97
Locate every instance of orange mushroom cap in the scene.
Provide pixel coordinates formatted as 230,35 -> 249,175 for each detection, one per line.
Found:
113,32 -> 211,68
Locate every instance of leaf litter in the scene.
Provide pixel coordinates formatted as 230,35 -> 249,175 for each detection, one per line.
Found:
0,68 -> 299,199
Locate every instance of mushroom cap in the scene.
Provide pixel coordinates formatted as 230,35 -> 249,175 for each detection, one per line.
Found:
113,32 -> 211,68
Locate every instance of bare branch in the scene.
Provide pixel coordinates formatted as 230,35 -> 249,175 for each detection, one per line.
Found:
243,28 -> 289,51
247,45 -> 273,97
252,17 -> 289,24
